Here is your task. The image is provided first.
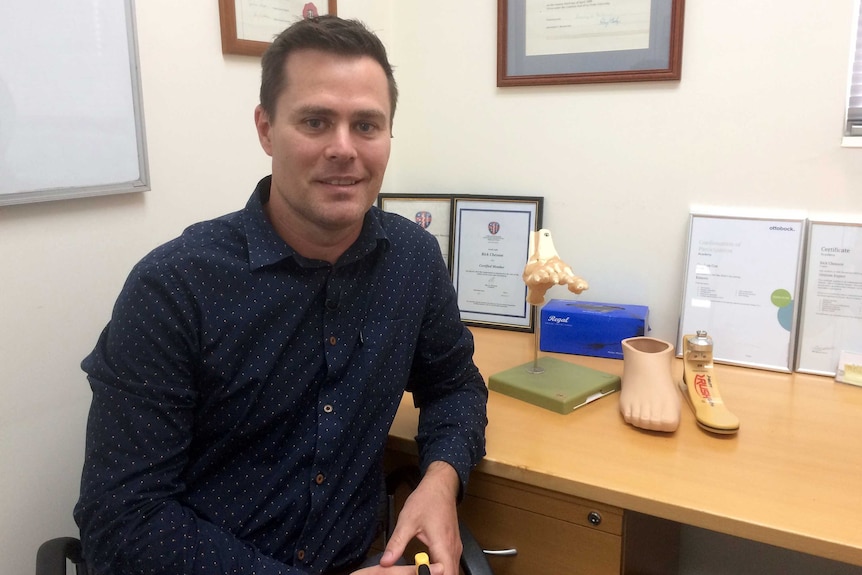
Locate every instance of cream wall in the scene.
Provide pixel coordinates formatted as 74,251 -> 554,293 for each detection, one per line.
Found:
2,1 -> 861,574
387,2 -> 862,342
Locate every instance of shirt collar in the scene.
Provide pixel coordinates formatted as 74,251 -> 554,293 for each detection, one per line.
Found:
242,175 -> 390,271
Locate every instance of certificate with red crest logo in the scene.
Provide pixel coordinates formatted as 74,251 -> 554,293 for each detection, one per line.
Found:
452,196 -> 543,332
378,194 -> 453,268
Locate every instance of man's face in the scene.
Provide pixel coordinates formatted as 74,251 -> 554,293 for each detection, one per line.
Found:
255,49 -> 392,239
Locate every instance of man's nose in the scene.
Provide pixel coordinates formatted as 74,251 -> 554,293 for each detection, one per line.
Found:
325,124 -> 357,160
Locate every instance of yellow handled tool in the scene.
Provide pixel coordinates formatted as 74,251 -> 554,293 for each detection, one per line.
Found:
414,552 -> 430,575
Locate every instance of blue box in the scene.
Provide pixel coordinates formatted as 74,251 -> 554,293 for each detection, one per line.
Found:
540,300 -> 649,359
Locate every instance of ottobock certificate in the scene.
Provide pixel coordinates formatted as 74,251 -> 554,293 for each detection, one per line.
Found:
797,221 -> 862,375
452,197 -> 542,331
678,214 -> 805,371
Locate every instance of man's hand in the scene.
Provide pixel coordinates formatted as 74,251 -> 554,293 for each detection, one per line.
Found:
377,461 -> 462,575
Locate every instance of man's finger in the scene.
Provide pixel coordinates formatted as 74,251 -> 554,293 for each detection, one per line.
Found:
380,529 -> 410,567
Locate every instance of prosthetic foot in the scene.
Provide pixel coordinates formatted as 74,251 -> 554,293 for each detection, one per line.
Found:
680,332 -> 739,435
619,337 -> 680,432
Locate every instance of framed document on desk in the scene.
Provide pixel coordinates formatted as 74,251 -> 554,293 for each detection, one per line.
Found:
452,196 -> 542,331
677,213 -> 805,371
378,194 -> 453,269
796,221 -> 862,375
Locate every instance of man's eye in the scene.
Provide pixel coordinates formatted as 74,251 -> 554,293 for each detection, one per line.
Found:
356,122 -> 376,134
305,118 -> 326,129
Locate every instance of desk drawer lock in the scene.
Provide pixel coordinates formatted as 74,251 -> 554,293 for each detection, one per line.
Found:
587,511 -> 602,526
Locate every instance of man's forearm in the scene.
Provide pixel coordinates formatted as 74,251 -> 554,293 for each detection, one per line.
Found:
414,372 -> 488,498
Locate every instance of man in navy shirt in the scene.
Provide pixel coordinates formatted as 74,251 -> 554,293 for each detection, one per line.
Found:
75,15 -> 487,575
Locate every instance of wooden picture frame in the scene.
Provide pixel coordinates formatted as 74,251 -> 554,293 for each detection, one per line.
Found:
497,0 -> 685,87
218,0 -> 337,57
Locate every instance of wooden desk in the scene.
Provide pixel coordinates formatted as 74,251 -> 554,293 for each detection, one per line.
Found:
387,328 -> 862,570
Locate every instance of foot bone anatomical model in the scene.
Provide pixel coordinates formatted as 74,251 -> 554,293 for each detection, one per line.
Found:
522,229 -> 589,306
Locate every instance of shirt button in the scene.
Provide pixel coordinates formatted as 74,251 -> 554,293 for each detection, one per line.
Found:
315,473 -> 326,485
323,404 -> 333,413
326,299 -> 338,310
329,336 -> 337,345
297,549 -> 306,561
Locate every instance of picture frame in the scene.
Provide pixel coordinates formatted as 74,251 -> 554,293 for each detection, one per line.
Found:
677,213 -> 806,372
497,0 -> 685,87
451,195 -> 543,332
377,194 -> 454,269
218,0 -> 337,57
796,220 -> 862,376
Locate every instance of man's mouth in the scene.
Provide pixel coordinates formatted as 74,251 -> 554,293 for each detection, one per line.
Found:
321,177 -> 360,186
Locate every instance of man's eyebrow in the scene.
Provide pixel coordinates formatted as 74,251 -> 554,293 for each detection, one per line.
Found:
294,105 -> 336,117
292,105 -> 388,122
353,109 -> 388,122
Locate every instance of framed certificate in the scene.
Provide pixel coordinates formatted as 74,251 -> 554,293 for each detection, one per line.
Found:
377,194 -> 453,269
497,0 -> 685,87
452,196 -> 543,331
218,0 -> 337,57
677,214 -> 806,372
796,221 -> 862,376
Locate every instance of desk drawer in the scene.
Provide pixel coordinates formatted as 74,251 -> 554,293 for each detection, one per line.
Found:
460,472 -> 622,575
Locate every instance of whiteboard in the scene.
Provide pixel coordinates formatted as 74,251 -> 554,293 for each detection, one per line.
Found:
0,0 -> 148,206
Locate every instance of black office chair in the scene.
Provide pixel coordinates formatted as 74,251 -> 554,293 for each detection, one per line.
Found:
37,467 -> 495,575
36,536 -> 88,575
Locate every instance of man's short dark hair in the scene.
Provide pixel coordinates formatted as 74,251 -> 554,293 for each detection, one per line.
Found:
260,15 -> 398,124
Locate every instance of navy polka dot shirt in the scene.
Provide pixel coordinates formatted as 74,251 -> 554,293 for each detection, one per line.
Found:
74,176 -> 488,575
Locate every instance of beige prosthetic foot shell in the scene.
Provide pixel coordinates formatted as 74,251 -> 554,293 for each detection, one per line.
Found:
619,337 -> 680,432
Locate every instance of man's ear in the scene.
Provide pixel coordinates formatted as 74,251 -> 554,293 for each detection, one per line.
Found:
254,105 -> 273,156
